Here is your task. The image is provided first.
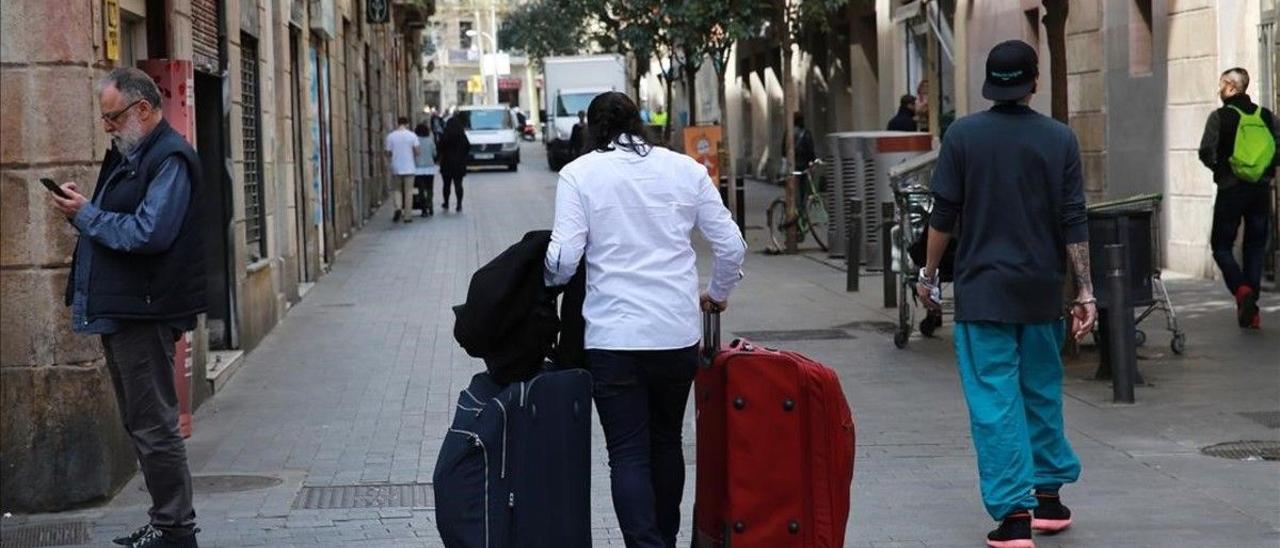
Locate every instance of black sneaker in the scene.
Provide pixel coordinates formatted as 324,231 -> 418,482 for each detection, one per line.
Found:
113,524 -> 154,546
131,527 -> 198,548
393,209 -> 403,222
1032,491 -> 1073,534
986,510 -> 1034,548
455,203 -> 462,213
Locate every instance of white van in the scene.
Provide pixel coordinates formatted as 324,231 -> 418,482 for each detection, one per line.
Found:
457,105 -> 520,171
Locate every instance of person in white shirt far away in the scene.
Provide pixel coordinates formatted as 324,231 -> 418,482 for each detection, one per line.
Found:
385,116 -> 419,223
545,91 -> 747,548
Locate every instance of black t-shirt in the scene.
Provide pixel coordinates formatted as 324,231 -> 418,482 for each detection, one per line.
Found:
928,104 -> 1088,324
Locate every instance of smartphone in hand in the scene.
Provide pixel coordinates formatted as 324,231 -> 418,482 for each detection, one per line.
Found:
40,178 -> 70,199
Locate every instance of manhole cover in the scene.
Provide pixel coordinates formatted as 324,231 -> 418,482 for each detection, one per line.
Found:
1239,411 -> 1280,429
733,329 -> 853,342
140,475 -> 282,494
0,522 -> 90,548
1200,441 -> 1280,461
293,483 -> 434,509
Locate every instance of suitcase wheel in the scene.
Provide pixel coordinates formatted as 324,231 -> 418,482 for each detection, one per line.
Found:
788,520 -> 800,534
732,397 -> 746,410
783,398 -> 795,411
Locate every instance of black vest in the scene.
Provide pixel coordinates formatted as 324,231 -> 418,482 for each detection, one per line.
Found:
64,120 -> 208,322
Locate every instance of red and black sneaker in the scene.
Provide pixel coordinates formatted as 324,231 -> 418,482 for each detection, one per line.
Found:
1237,285 -> 1259,328
987,510 -> 1034,548
1032,491 -> 1073,534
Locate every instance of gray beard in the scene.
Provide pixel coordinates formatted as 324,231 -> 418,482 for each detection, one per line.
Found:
113,134 -> 140,155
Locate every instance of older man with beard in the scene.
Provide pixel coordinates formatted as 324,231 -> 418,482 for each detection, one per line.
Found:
49,67 -> 205,548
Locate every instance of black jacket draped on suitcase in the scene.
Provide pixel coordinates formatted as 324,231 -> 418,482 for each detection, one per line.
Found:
438,230 -> 592,548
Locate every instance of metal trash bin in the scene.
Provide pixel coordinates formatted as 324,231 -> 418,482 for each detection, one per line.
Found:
824,131 -> 932,266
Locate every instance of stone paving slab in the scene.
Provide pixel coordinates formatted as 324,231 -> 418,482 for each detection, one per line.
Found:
5,143 -> 1278,547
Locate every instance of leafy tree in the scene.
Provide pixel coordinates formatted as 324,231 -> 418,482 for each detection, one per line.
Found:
500,0 -> 588,67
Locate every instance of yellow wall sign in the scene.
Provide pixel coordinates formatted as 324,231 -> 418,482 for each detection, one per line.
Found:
104,0 -> 121,62
467,75 -> 484,94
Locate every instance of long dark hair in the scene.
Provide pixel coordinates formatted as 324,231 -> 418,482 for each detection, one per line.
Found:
585,91 -> 651,156
442,115 -> 466,143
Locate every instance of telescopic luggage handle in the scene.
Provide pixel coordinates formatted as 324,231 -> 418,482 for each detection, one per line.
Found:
701,311 -> 721,366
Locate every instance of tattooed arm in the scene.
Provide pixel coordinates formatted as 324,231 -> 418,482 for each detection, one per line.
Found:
1067,241 -> 1097,341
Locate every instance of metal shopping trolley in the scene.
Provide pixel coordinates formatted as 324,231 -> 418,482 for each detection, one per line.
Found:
886,150 -> 949,349
1087,194 -> 1187,355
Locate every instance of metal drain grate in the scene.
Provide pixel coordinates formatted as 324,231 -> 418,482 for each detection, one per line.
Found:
1200,441 -> 1280,461
1238,411 -> 1280,429
141,475 -> 282,494
836,320 -> 898,334
732,329 -> 854,342
293,483 -> 434,509
0,522 -> 90,548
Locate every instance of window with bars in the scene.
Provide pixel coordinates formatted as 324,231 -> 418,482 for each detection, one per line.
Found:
241,33 -> 267,261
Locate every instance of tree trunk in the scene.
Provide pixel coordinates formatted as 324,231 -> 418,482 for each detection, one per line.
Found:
663,57 -> 675,144
718,71 -> 736,226
782,3 -> 798,254
685,63 -> 700,126
1042,0 -> 1069,123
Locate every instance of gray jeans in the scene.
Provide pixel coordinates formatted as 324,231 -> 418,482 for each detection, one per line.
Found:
102,322 -> 196,536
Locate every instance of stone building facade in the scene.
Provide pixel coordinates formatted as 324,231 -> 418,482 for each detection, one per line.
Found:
0,0 -> 429,512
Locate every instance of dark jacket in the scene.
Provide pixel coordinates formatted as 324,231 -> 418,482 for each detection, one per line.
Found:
453,230 -> 586,384
438,123 -> 471,178
887,106 -> 918,131
568,122 -> 586,158
64,119 -> 207,322
1199,93 -> 1280,189
794,126 -> 816,171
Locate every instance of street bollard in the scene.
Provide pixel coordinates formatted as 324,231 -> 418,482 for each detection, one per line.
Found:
1105,244 -> 1137,404
882,202 -> 896,308
846,200 -> 862,292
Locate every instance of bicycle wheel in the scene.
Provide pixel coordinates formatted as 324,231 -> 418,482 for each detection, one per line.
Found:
804,194 -> 828,251
765,198 -> 788,252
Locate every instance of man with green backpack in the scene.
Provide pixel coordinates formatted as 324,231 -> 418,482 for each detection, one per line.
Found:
1199,67 -> 1279,329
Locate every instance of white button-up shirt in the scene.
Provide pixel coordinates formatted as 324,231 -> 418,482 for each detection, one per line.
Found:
545,143 -> 747,351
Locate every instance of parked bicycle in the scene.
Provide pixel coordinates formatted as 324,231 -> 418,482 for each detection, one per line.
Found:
765,160 -> 829,253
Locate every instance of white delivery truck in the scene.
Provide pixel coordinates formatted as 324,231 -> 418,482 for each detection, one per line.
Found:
541,54 -> 627,170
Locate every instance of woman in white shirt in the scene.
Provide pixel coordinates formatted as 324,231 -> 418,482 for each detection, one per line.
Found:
545,91 -> 746,548
413,123 -> 438,217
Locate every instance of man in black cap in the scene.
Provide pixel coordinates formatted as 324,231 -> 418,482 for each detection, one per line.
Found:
917,39 -> 1095,548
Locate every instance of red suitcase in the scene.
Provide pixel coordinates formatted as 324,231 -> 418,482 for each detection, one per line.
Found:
693,312 -> 855,548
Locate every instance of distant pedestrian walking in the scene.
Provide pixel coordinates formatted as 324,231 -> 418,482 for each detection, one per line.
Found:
385,116 -> 420,223
918,40 -> 1095,548
1198,67 -> 1278,330
887,94 -> 919,131
438,115 -> 471,213
568,110 -> 587,159
544,91 -> 746,548
49,67 -> 203,548
413,123 -> 438,217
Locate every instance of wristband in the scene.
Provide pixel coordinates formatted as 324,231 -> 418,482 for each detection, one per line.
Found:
1072,297 -> 1097,306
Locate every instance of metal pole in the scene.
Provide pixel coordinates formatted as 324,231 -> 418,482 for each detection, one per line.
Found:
882,202 -> 896,308
1105,243 -> 1137,404
847,199 -> 862,292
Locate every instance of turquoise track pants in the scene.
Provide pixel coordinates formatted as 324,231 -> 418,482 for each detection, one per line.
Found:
953,321 -> 1082,520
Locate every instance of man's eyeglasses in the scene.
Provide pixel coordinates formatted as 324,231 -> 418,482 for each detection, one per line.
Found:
101,99 -> 143,124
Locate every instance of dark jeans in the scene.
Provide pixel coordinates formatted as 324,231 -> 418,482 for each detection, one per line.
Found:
587,346 -> 698,548
101,322 -> 196,537
442,174 -> 464,206
415,174 -> 434,211
1210,183 -> 1272,295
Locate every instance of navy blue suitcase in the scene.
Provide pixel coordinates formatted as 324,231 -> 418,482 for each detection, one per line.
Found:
434,368 -> 592,548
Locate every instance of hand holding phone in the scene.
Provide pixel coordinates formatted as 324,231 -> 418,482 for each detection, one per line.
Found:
40,178 -> 70,199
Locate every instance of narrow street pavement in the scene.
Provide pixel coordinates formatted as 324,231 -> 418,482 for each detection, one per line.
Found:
9,143 -> 1279,548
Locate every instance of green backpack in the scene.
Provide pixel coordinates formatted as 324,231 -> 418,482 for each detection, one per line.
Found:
1227,105 -> 1277,183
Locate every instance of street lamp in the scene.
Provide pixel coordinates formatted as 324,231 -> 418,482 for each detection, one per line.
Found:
466,29 -> 499,105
